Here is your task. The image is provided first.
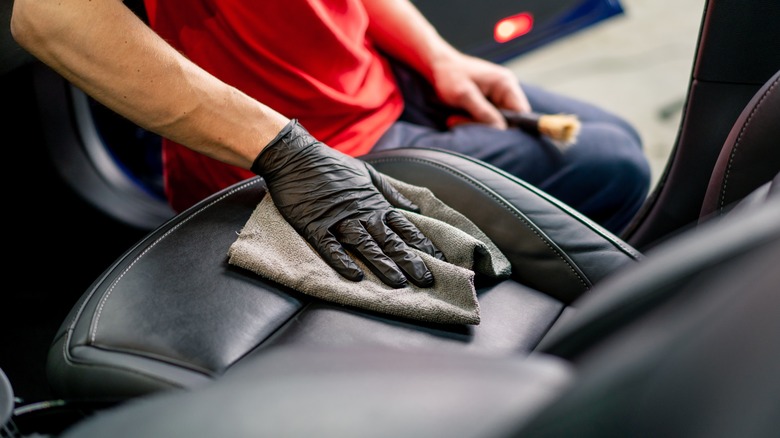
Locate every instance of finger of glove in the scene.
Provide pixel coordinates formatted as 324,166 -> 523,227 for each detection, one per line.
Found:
366,165 -> 420,213
336,220 -> 408,288
386,210 -> 446,261
366,215 -> 435,288
312,233 -> 365,282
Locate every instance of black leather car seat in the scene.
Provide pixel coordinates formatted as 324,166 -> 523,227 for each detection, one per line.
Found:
47,146 -> 641,400
699,68 -> 780,221
55,189 -> 780,438
46,67 -> 780,410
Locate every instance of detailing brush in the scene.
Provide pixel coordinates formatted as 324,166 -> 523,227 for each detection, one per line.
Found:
389,62 -> 580,151
446,109 -> 581,152
500,109 -> 581,152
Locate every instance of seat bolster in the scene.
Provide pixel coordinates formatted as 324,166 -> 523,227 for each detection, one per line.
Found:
364,148 -> 642,303
539,195 -> 780,358
520,232 -> 780,438
47,179 -> 310,399
701,69 -> 780,220
724,172 -> 780,215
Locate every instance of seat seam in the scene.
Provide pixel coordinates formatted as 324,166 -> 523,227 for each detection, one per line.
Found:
89,179 -> 262,344
368,155 -> 591,288
60,327 -> 208,391
373,149 -> 641,259
720,76 -> 779,212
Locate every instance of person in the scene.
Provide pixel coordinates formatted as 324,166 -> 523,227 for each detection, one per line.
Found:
10,0 -> 649,287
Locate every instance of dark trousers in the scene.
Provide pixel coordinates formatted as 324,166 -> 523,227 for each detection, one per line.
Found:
372,63 -> 651,235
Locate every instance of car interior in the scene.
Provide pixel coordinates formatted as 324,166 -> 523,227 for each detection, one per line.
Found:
2,0 -> 780,436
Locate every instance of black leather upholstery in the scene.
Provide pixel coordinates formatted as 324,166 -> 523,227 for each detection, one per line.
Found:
517,201 -> 780,438
366,149 -> 642,302
47,148 -> 639,400
538,175 -> 780,359
700,69 -> 780,220
59,193 -> 780,438
61,347 -> 574,438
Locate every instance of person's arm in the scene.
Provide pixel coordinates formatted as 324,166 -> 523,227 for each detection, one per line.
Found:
361,0 -> 531,128
11,0 -> 288,168
11,0 -> 442,288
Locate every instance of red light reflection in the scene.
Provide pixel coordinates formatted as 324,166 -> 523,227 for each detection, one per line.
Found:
494,13 -> 534,43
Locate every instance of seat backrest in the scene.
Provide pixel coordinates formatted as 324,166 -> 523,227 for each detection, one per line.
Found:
516,197 -> 780,438
699,69 -> 780,221
537,68 -> 780,359
536,176 -> 780,359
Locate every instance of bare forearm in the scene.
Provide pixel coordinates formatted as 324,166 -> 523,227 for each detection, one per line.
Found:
10,0 -> 288,169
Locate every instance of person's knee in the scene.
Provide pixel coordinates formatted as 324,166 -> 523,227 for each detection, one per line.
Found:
575,125 -> 651,196
597,139 -> 651,232
558,125 -> 651,230
604,146 -> 650,200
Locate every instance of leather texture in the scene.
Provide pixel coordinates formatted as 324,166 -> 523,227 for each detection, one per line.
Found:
700,69 -> 780,220
538,183 -> 780,358
365,148 -> 642,303
61,348 -> 573,438
47,147 -> 639,400
517,218 -> 780,438
58,200 -> 780,437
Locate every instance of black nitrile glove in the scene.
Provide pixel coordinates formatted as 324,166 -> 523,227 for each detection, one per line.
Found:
251,119 -> 444,288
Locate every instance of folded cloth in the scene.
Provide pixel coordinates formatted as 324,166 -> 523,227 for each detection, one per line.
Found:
227,176 -> 511,325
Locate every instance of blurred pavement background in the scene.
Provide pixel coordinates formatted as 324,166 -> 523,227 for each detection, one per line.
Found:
505,0 -> 708,187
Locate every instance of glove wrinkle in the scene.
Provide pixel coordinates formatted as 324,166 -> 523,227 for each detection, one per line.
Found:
316,233 -> 364,282
385,210 -> 446,261
368,214 -> 435,288
252,119 -> 440,288
228,174 -> 513,325
336,219 -> 407,288
368,165 -> 421,213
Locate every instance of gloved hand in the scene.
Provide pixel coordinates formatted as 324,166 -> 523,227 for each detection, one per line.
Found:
251,119 -> 444,288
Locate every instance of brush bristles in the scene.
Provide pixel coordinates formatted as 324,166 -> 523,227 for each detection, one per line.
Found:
501,110 -> 582,152
538,114 -> 581,148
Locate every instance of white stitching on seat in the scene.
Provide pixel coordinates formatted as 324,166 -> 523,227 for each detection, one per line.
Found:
369,156 -> 592,288
720,77 -> 779,212
88,179 -> 262,344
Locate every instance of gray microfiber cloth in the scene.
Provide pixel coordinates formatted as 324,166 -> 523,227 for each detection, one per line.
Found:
227,176 -> 511,325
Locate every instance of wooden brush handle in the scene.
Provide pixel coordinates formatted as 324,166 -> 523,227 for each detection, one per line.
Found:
499,110 -> 542,135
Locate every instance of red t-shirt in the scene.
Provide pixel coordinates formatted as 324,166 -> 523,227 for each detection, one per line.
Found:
144,0 -> 404,212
